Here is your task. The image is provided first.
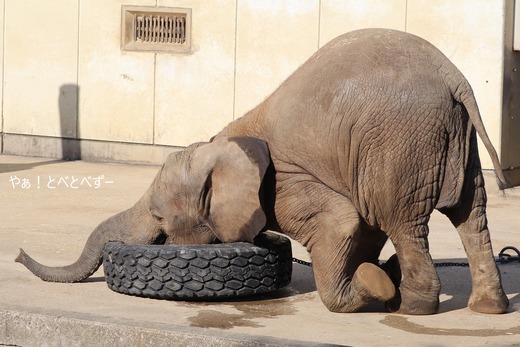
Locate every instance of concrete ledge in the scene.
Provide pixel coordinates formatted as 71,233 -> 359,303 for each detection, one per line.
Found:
1,133 -> 183,165
0,309 -> 340,347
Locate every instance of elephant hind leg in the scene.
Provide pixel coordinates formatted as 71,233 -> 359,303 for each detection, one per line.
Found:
439,161 -> 508,314
386,227 -> 441,315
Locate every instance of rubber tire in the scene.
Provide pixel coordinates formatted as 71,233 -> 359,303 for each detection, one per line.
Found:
103,231 -> 292,300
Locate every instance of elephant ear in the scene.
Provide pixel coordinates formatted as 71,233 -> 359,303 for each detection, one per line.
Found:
191,136 -> 270,243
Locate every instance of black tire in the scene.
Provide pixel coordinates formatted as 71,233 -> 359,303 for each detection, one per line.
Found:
103,231 -> 292,300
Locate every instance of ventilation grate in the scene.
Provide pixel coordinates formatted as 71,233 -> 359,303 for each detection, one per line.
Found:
122,6 -> 191,53
134,14 -> 186,44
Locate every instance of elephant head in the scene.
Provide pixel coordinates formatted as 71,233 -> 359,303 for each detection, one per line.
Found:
16,136 -> 271,282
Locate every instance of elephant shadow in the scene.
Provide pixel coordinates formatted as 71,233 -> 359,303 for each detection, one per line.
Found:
288,254 -> 520,313
434,258 -> 520,313
81,276 -> 106,283
83,256 -> 520,313
84,259 -> 520,313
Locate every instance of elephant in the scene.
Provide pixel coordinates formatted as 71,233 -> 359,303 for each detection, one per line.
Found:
16,28 -> 510,315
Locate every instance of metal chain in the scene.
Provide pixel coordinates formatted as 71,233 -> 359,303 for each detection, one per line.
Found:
292,257 -> 313,267
496,246 -> 520,264
292,246 -> 520,268
434,261 -> 469,267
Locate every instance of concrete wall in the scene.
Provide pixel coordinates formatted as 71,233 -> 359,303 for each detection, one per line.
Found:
0,0 -> 518,183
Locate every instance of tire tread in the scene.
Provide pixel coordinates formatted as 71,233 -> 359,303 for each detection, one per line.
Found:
103,232 -> 292,300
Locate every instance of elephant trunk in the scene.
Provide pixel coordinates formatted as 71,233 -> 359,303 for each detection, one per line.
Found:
15,208 -> 135,283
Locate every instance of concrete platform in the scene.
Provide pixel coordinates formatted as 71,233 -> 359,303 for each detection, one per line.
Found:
1,154 -> 520,346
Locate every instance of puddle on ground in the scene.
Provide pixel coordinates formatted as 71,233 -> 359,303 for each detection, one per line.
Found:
182,263 -> 318,330
380,315 -> 520,337
183,292 -> 315,330
188,309 -> 261,329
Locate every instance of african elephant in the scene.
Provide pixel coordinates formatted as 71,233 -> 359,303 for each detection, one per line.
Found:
16,28 -> 510,315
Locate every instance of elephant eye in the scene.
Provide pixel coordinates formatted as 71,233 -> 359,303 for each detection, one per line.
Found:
200,173 -> 213,217
151,210 -> 164,222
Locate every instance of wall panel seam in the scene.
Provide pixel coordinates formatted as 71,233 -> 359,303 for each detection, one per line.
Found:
75,0 -> 80,140
317,0 -> 322,49
232,0 -> 238,120
1,0 -> 5,144
153,53 -> 157,145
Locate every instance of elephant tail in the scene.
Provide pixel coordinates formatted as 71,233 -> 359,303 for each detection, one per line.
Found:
454,80 -> 510,190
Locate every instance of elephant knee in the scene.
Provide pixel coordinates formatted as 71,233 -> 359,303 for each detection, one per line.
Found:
317,263 -> 396,313
319,291 -> 360,313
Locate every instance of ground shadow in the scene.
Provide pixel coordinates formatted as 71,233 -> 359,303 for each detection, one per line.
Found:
0,160 -> 64,174
434,257 -> 520,313
221,262 -> 317,302
77,254 -> 520,313
176,263 -> 318,331
81,276 -> 106,283
353,255 -> 520,314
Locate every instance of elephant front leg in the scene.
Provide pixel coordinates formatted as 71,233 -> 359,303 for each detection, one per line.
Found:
310,218 -> 395,313
277,181 -> 395,312
313,257 -> 396,313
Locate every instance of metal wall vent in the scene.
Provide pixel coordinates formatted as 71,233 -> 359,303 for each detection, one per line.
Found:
122,6 -> 191,53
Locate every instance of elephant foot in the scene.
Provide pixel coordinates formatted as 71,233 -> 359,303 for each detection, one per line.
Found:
386,286 -> 439,315
380,253 -> 401,288
352,262 -> 395,303
469,292 -> 509,314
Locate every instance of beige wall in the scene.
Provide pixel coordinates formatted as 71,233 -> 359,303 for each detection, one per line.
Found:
154,0 -> 236,145
3,0 -> 79,139
0,0 -> 3,147
1,0 -> 519,183
407,0 -> 509,174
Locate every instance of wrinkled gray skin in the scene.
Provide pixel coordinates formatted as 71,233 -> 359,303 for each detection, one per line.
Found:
16,29 -> 510,315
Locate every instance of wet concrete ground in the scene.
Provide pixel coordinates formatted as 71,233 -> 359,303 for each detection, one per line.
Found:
1,155 -> 520,346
